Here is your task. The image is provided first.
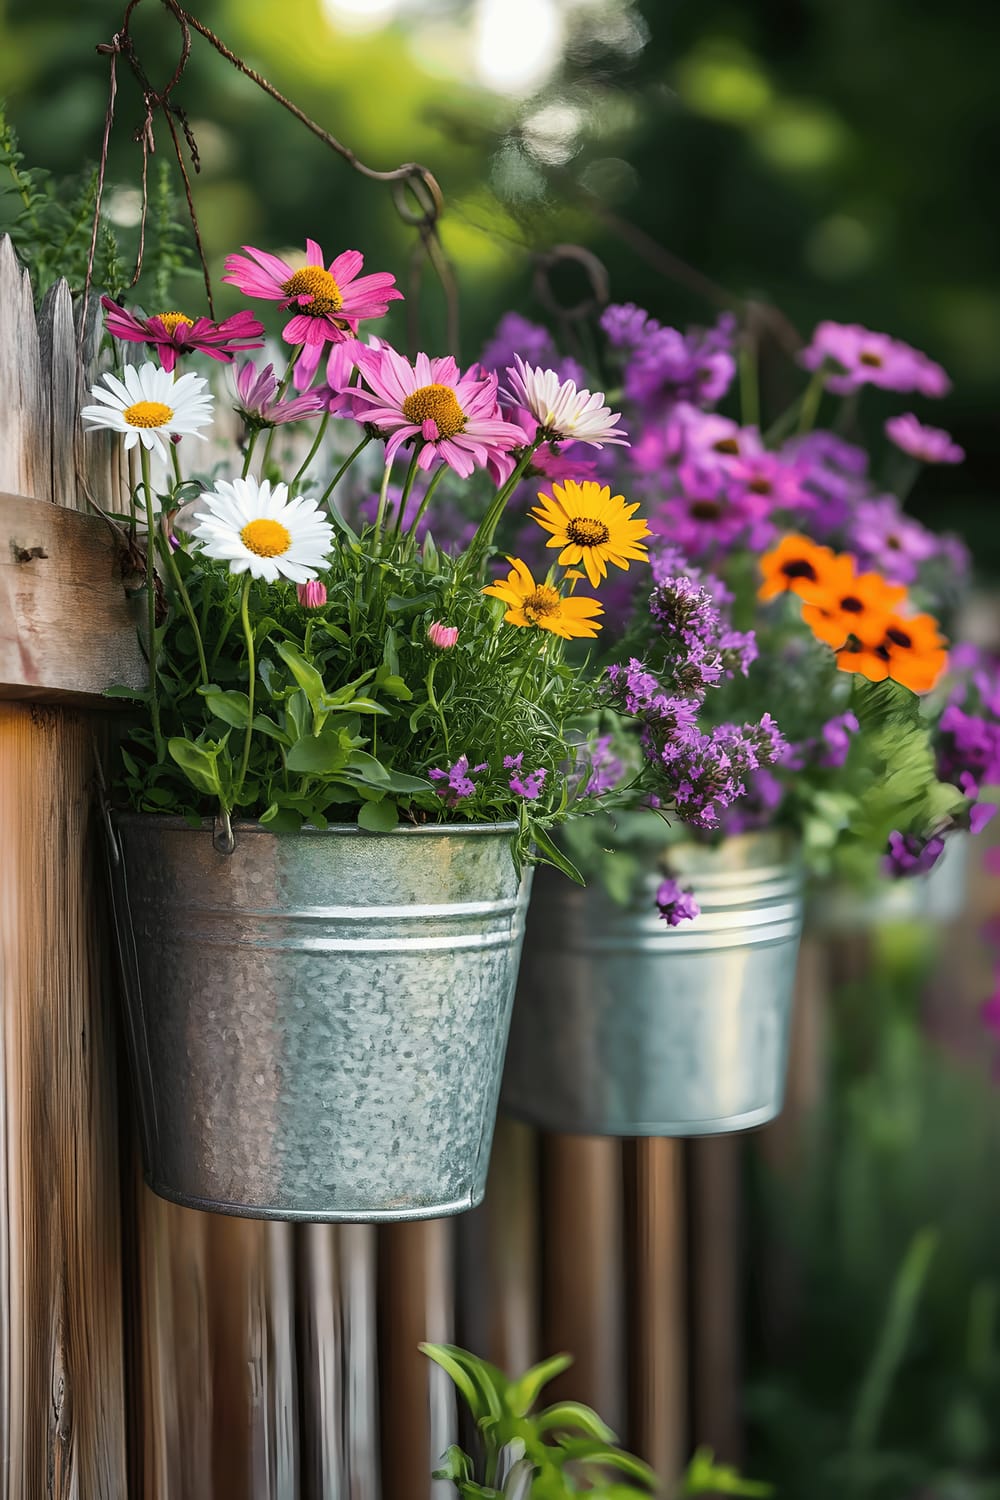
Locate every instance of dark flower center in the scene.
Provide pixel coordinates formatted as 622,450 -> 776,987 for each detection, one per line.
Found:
782,559 -> 816,581
747,477 -> 773,495
690,500 -> 722,520
714,437 -> 740,455
840,595 -> 864,613
566,517 -> 611,547
886,626 -> 912,649
859,350 -> 884,367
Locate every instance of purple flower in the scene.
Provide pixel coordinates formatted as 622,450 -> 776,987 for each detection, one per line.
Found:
884,830 -> 947,877
819,711 -> 861,769
428,755 -> 489,805
799,321 -> 951,398
234,359 -> 329,426
605,306 -> 737,412
937,703 -> 1000,798
600,302 -> 654,349
850,496 -> 939,584
479,313 -> 587,390
650,474 -> 773,561
783,429 -> 869,541
655,877 -> 701,926
727,450 -> 813,516
502,752 -> 547,800
582,735 -> 625,796
885,413 -> 965,465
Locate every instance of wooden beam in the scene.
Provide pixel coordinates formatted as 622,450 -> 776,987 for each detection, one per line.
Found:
0,492 -> 146,705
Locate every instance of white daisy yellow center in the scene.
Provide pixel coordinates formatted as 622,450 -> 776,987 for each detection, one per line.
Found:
123,400 -> 174,428
401,383 -> 466,439
565,517 -> 611,548
282,266 -> 343,317
523,585 -> 561,623
156,312 -> 194,334
240,518 -> 292,558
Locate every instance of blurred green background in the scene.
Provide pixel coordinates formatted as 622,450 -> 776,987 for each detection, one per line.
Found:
1,0 -> 997,553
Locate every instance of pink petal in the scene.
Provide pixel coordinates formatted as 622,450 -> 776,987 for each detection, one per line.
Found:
330,249 -> 364,284
305,238 -> 326,266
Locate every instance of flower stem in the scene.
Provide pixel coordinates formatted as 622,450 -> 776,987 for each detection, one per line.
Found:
392,450 -> 422,537
139,448 -> 165,761
739,337 -> 760,431
241,426 -> 261,479
260,345 -> 303,475
319,432 -> 372,509
372,457 -> 394,555
463,446 -> 539,577
170,441 -> 183,487
797,367 -> 827,435
159,526 -> 209,687
291,412 -> 329,489
235,575 -> 256,806
403,462 -> 447,552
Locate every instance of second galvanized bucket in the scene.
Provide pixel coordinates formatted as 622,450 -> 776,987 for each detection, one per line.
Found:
106,816 -> 531,1223
502,831 -> 804,1136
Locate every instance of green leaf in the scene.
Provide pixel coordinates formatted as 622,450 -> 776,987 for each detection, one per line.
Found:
346,752 -> 432,794
682,1448 -> 774,1497
375,663 -> 413,701
259,803 -> 303,833
251,713 -> 291,745
198,685 -> 251,728
167,736 -> 229,801
510,1355 -> 574,1417
420,1344 -> 506,1425
387,590 -> 435,612
105,683 -> 148,702
535,1399 -> 613,1440
531,826 -> 585,885
358,799 -> 399,832
286,726 -> 353,775
275,640 -> 327,711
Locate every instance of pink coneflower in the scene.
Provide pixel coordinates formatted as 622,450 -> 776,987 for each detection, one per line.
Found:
222,240 -> 402,386
345,346 -> 525,478
101,295 -> 265,373
297,580 -> 328,608
651,473 -> 774,560
234,361 -> 328,427
427,620 -> 459,648
799,321 -> 951,398
885,412 -> 965,465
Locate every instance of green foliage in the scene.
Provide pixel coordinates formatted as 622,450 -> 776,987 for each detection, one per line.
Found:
423,1343 -> 771,1498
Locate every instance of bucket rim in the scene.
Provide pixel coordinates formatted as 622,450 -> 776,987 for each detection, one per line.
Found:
112,812 -> 521,838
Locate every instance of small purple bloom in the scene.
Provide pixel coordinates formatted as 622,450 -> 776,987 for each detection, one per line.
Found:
884,830 -> 947,877
885,413 -> 965,465
583,735 -> 625,797
850,496 -> 940,585
428,755 -> 489,805
655,877 -> 701,926
819,711 -> 861,769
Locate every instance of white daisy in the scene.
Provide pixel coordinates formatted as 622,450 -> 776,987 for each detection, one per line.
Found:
502,355 -> 629,448
191,476 -> 335,584
81,361 -> 214,461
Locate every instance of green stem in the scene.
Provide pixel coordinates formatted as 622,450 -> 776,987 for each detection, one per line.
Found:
371,457 -> 394,555
463,446 -> 539,578
797,365 -> 827,435
159,527 -> 209,686
234,576 -> 256,807
392,450 -> 422,537
319,433 -> 372,509
139,448 -> 165,761
403,463 -> 448,553
241,425 -> 261,479
170,441 -> 183,487
291,412 -> 329,489
260,345 -> 303,475
739,338 -> 760,431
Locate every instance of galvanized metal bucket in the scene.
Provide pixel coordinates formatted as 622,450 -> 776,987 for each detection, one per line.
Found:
502,831 -> 804,1137
105,816 -> 531,1223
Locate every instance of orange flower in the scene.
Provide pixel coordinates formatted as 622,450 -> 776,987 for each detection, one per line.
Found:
835,610 -> 948,694
758,535 -> 840,602
800,557 -> 908,649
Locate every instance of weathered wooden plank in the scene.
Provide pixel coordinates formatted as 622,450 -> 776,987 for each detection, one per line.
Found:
0,237 -> 46,500
456,1118 -> 540,1379
38,281 -> 80,511
379,1221 -> 457,1500
541,1135 -> 626,1432
0,491 -> 146,703
0,703 -> 128,1498
626,1138 -> 687,1482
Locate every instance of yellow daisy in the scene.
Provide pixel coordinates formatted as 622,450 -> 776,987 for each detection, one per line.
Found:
530,479 -> 651,589
483,557 -> 604,639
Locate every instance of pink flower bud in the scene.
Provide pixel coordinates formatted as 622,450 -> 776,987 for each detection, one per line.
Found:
297,579 -> 327,609
428,620 -> 459,649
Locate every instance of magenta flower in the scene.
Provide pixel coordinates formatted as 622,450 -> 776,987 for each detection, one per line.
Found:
885,412 -> 965,465
884,830 -> 946,877
651,471 -> 774,560
799,321 -> 951,398
427,620 -> 459,649
234,361 -> 328,427
222,240 -> 402,386
428,755 -> 488,805
655,877 -> 700,926
297,580 -> 328,609
345,346 -> 525,478
101,295 -> 264,374
503,753 -> 547,801
727,450 -> 812,515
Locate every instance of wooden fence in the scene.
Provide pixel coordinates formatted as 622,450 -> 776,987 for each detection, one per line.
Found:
0,231 -> 787,1497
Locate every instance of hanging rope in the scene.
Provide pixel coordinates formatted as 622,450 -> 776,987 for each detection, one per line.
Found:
85,0 -> 458,351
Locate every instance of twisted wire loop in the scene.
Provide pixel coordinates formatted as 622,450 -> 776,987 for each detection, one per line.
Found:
85,0 -> 459,351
